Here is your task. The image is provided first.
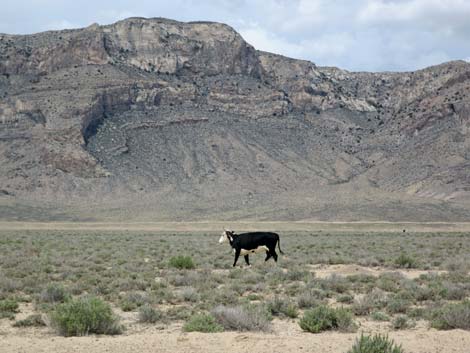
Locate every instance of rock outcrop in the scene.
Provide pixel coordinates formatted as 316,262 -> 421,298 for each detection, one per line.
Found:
0,17 -> 469,221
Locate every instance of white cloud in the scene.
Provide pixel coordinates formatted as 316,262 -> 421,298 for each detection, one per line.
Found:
97,10 -> 141,24
240,24 -> 354,65
357,0 -> 470,29
44,19 -> 81,31
414,51 -> 452,70
239,26 -> 304,58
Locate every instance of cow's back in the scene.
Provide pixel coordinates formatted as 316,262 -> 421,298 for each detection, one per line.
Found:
234,232 -> 279,249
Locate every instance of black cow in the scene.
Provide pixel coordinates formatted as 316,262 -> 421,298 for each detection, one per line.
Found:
219,230 -> 284,267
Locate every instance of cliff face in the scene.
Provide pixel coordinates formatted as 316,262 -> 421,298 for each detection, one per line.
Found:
0,17 -> 469,221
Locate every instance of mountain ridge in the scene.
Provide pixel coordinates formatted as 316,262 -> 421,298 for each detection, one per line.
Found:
1,17 -> 469,221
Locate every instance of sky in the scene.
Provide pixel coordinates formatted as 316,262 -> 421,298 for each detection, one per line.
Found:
1,0 -> 470,72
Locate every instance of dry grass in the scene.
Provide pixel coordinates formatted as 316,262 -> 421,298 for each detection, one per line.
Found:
0,228 -> 469,337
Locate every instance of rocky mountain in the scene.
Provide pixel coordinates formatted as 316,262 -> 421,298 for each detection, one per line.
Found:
1,17 -> 469,221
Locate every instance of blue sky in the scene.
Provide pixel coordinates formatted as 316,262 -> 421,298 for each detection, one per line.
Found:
1,0 -> 470,72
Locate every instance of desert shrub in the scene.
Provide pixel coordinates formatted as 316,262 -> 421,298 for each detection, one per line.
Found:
370,311 -> 390,321
337,294 -> 354,304
353,290 -> 388,316
394,253 -> 417,268
386,297 -> 411,314
13,314 -> 46,327
444,258 -> 469,273
166,306 -> 193,320
247,294 -> 262,301
211,304 -> 271,332
119,292 -> 148,311
376,273 -> 404,292
347,274 -> 377,285
336,308 -> 358,332
211,288 -> 240,306
183,313 -> 223,332
297,289 -> 326,309
1,277 -> 21,292
408,307 -> 425,319
50,296 -> 122,336
285,268 -> 309,281
391,315 -> 414,330
320,275 -> 350,293
138,305 -> 163,324
299,305 -> 356,333
347,334 -> 404,353
40,284 -> 69,303
180,287 -> 199,302
0,298 -> 19,313
441,282 -> 467,300
413,285 -> 438,301
0,298 -> 19,318
266,296 -> 298,318
168,272 -> 200,286
169,256 -> 195,270
430,300 -> 470,330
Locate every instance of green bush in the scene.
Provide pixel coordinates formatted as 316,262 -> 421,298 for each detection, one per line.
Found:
386,297 -> 410,314
169,256 -> 195,270
40,284 -> 69,303
347,334 -> 404,353
119,292 -> 148,312
337,294 -> 354,304
370,311 -> 390,321
431,300 -> 470,330
50,297 -> 122,336
0,298 -> 19,313
394,253 -> 417,268
138,305 -> 163,324
391,315 -> 413,330
267,296 -> 298,318
0,298 -> 19,319
183,313 -> 223,332
336,308 -> 358,332
299,305 -> 356,333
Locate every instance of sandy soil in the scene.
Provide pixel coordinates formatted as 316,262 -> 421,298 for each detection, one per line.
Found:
2,264 -> 469,353
2,313 -> 470,353
1,221 -> 470,233
309,264 -> 448,280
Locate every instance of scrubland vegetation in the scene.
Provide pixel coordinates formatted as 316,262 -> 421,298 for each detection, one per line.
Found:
0,230 -> 469,351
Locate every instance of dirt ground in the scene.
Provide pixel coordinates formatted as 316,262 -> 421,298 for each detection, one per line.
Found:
2,310 -> 470,353
2,265 -> 469,353
309,264 -> 449,280
1,221 -> 470,233
2,223 -> 469,353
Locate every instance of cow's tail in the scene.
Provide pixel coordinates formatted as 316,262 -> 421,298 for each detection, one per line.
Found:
277,234 -> 284,254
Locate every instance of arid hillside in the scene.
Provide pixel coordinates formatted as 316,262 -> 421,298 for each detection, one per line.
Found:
0,17 -> 469,221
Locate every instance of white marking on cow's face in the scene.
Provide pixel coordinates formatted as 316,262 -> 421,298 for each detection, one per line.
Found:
219,234 -> 226,243
240,246 -> 269,256
219,231 -> 233,243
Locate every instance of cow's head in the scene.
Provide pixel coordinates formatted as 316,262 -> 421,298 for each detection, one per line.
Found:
219,229 -> 235,244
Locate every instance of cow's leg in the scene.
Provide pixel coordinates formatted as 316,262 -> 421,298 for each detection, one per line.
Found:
272,250 -> 278,262
265,251 -> 272,261
244,255 -> 250,267
233,249 -> 241,267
